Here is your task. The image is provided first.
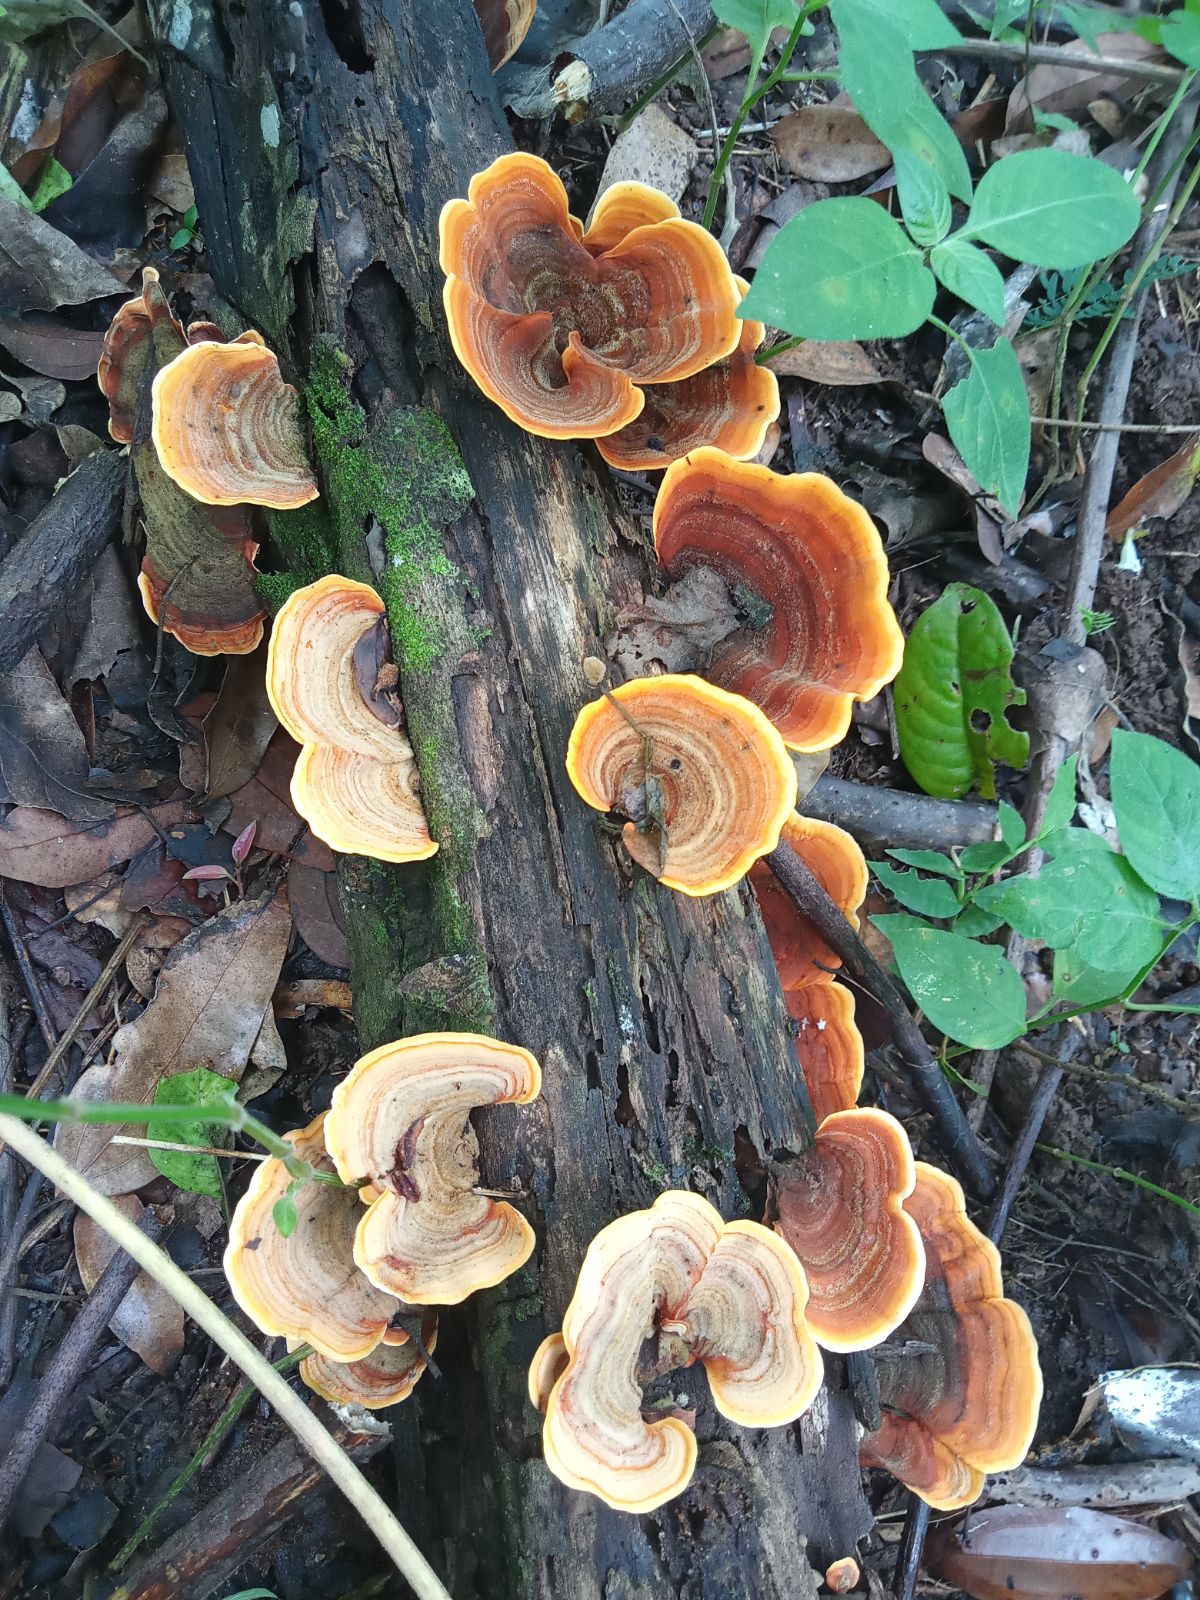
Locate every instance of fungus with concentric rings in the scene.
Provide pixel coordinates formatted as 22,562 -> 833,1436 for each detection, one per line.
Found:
300,1311 -> 439,1409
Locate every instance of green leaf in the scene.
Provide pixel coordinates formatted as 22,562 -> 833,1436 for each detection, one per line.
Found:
896,155 -> 952,246
272,1192 -> 299,1239
1058,2 -> 1144,50
1037,753 -> 1079,839
961,149 -> 1141,270
0,162 -> 32,212
29,156 -> 71,212
958,840 -> 1010,873
875,913 -> 1027,1048
998,801 -> 1026,850
170,226 -> 192,250
954,903 -> 1006,937
872,861 -> 962,918
740,198 -> 936,340
977,850 -> 1163,971
222,1589 -> 279,1599
887,848 -> 962,880
989,0 -> 1030,37
943,337 -> 1031,517
894,582 -> 1030,799
150,1067 -> 232,1199
183,203 -> 199,229
931,236 -> 1007,324
712,0 -> 797,75
846,0 -> 962,52
1110,728 -> 1200,900
1051,948 -> 1137,1009
1160,8 -> 1200,67
1031,109 -> 1078,133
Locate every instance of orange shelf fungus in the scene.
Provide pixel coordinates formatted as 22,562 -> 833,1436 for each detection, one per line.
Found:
151,336 -> 319,510
749,815 -> 868,1121
825,1558 -> 860,1594
264,574 -> 437,864
539,1191 -> 822,1512
860,1162 -> 1043,1510
223,1114 -> 402,1363
653,449 -> 904,751
439,154 -> 741,441
473,0 -> 535,69
324,1032 -> 542,1305
596,280 -> 780,472
768,1108 -> 924,1352
528,1330 -> 569,1412
566,674 -> 797,896
300,1313 -> 439,1409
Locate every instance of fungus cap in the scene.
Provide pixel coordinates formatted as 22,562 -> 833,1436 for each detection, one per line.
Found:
439,154 -> 742,441
301,1312 -> 439,1409
324,1032 -> 542,1305
566,674 -> 797,896
223,1114 -> 401,1363
264,574 -> 437,864
769,1108 -> 924,1352
861,1162 -> 1043,1509
654,449 -> 904,751
151,337 -> 319,509
98,266 -> 182,444
790,983 -> 865,1127
825,1558 -> 860,1594
541,1191 -> 822,1512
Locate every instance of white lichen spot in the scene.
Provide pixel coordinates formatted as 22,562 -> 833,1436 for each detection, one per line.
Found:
260,103 -> 281,148
168,0 -> 193,50
816,1018 -> 827,1032
617,1004 -> 636,1040
12,81 -> 41,146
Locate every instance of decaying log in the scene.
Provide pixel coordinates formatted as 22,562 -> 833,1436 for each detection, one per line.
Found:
149,1 -> 871,1591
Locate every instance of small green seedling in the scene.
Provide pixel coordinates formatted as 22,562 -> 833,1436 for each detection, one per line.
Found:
170,204 -> 201,252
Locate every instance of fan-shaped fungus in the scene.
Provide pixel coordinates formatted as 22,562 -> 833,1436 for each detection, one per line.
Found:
264,574 -> 437,863
300,1312 -> 439,1409
151,337 -> 319,509
825,1558 -> 860,1594
528,1330 -> 569,1412
860,1163 -> 1043,1509
566,674 -> 797,896
440,154 -> 741,440
540,1191 -> 822,1511
768,1108 -> 924,1352
653,449 -> 904,751
474,0 -> 535,69
224,1114 -> 402,1363
324,1032 -> 542,1305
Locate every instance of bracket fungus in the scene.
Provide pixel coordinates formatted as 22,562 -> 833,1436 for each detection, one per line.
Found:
300,1312 -> 439,1409
151,335 -> 319,509
860,1162 -> 1043,1509
566,674 -> 797,896
653,449 -> 904,751
264,574 -> 437,863
539,1191 -> 822,1512
440,153 -> 742,441
749,815 -> 868,1121
768,1108 -> 924,1352
324,1032 -> 542,1305
224,1114 -> 402,1363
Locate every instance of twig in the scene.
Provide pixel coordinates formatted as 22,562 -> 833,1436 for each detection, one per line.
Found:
894,1500 -> 932,1600
922,38 -> 1185,86
804,774 -> 997,853
0,1209 -> 157,1534
0,980 -> 17,1389
0,1113 -> 452,1600
1032,417 -> 1200,434
986,1032 -> 1080,1243
766,840 -> 995,1200
0,1167 -> 45,1391
1019,1039 -> 1196,1113
0,885 -> 58,1051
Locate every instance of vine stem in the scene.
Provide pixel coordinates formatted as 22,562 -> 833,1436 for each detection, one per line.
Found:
0,1112 -> 452,1600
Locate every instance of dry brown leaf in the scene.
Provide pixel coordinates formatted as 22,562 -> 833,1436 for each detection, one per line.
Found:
0,318 -> 107,381
765,340 -> 883,385
221,730 -> 335,871
288,860 -> 350,968
195,644 -> 278,802
65,873 -> 190,950
1106,433 -> 1200,540
0,802 -> 184,888
1006,33 -> 1169,132
74,1197 -> 185,1375
55,885 -> 292,1194
772,106 -> 889,182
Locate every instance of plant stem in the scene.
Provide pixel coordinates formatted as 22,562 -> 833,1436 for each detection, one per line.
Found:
922,37 -> 1184,86
1036,1142 -> 1200,1219
0,1113 -> 452,1600
756,333 -> 806,364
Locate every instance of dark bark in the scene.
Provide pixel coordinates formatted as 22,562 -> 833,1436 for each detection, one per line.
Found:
148,2 -> 870,1593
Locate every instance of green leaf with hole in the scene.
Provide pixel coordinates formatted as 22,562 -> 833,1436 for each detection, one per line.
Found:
931,236 -> 1007,325
943,337 -> 1030,517
741,198 -> 936,340
961,149 -> 1141,270
872,862 -> 962,918
976,849 -> 1163,970
151,1066 -> 232,1199
894,582 -> 1030,800
875,914 -> 1027,1048
1110,728 -> 1200,901
713,0 -> 797,75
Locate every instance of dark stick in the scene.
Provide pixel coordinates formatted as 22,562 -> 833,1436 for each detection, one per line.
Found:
767,840 -> 995,1200
803,776 -> 997,854
0,979 -> 16,1389
0,885 -> 58,1053
0,449 -> 125,674
0,1167 -> 44,1391
894,1500 -> 932,1600
0,1210 -> 160,1535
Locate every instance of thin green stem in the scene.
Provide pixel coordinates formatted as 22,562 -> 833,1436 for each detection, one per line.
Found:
755,332 -> 806,363
1036,1143 -> 1200,1219
615,22 -> 721,130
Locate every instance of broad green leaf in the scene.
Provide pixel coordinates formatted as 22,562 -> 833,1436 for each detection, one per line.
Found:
875,913 -> 1027,1048
894,582 -> 1030,799
896,154 -> 951,246
151,1066 -> 233,1199
990,0 -> 1031,37
272,1191 -> 299,1238
931,236 -> 1007,324
1110,728 -> 1200,900
976,850 -> 1163,970
1040,824 -> 1112,859
0,163 -> 32,212
998,801 -> 1026,850
887,848 -> 962,880
740,198 -> 936,340
1052,948 -> 1138,1009
1161,8 -> 1200,67
872,861 -> 962,918
29,156 -> 71,212
954,903 -> 1005,937
958,840 -> 1010,874
837,0 -> 961,53
170,227 -> 192,250
713,0 -> 797,76
1059,2 -> 1144,50
1036,753 -> 1079,839
222,1587 -> 278,1598
961,150 -> 1141,270
943,337 -> 1031,517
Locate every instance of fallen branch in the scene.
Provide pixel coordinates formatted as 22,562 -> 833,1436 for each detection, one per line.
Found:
803,775 -> 997,853
924,37 -> 1185,87
987,1457 -> 1200,1509
0,1113 -> 452,1600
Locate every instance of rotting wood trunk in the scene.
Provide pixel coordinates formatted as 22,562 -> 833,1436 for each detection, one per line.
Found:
147,2 -> 871,1592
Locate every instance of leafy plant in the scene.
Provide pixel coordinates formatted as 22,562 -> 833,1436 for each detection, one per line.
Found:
150,1065 -> 234,1199
1080,607 -> 1116,636
170,203 -> 201,252
871,734 -> 1200,1052
1026,257 -> 1197,331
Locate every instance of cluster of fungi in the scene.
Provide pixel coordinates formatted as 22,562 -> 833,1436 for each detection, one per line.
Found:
97,149 -> 1041,1514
